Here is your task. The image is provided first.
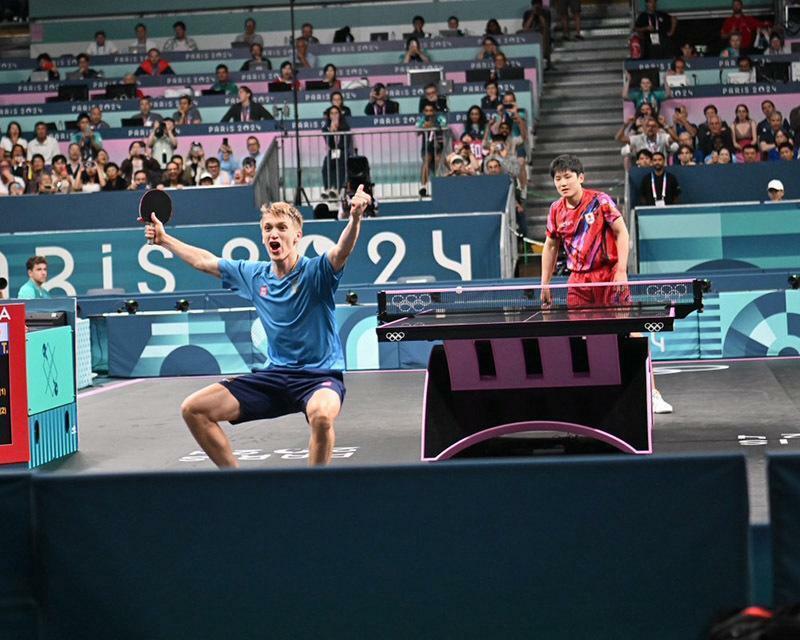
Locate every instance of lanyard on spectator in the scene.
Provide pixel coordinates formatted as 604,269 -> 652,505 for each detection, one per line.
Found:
651,172 -> 666,201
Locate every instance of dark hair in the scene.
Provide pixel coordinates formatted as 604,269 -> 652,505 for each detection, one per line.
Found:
373,82 -> 385,92
323,63 -> 337,79
94,30 -> 105,38
36,53 -> 52,63
769,31 -> 784,45
762,99 -> 776,109
301,22 -> 313,29
170,154 -> 183,162
330,90 -> 343,102
77,112 -> 90,121
742,143 -> 758,153
778,142 -> 794,153
216,64 -> 229,72
147,47 -> 160,55
239,85 -> 253,100
703,103 -> 718,115
503,90 -> 517,100
247,136 -> 259,144
76,53 -> 89,62
466,104 -> 486,128
448,15 -> 458,22
549,154 -> 584,178
245,17 -> 256,27
424,82 -> 438,92
280,60 -> 293,71
163,117 -> 174,125
206,157 -> 220,166
412,15 -> 424,24
128,140 -> 143,152
173,21 -> 186,30
483,36 -> 498,47
134,169 -> 148,179
26,256 -> 47,272
178,94 -> 191,102
636,149 -> 654,159
406,36 -> 420,50
52,154 -> 66,164
737,55 -> 751,66
734,103 -> 749,121
651,151 -> 666,160
6,121 -> 22,136
106,162 -> 119,171
670,57 -> 685,71
31,153 -> 45,164
135,22 -> 146,30
484,79 -> 499,91
677,145 -> 693,156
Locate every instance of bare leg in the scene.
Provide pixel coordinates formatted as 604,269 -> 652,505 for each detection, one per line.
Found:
305,388 -> 342,466
181,383 -> 241,468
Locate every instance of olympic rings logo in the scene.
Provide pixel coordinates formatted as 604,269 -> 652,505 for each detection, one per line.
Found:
390,294 -> 432,313
645,284 -> 688,299
644,322 -> 664,332
385,332 -> 406,342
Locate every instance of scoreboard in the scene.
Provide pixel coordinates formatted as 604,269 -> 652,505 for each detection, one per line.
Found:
0,303 -> 30,465
1,321 -> 9,445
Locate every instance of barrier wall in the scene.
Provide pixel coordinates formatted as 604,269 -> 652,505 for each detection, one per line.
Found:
629,164 -> 800,205
637,200 -> 800,273
29,455 -> 749,639
769,454 -> 800,605
0,213 -> 506,297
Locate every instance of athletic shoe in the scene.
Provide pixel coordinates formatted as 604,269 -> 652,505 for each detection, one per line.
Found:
652,389 -> 673,414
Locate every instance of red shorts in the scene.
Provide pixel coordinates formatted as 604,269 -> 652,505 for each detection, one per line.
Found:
567,265 -> 631,308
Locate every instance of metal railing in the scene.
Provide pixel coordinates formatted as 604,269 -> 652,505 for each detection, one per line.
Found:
273,127 -> 455,204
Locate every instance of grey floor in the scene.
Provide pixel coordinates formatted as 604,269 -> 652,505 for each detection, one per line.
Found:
42,359 -> 800,522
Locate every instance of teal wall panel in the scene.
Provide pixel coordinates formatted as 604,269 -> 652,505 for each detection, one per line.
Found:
28,403 -> 78,468
25,327 -> 75,416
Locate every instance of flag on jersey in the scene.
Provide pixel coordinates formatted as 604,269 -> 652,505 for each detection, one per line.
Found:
546,188 -> 622,273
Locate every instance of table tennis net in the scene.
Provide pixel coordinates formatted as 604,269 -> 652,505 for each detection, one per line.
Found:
381,281 -> 698,318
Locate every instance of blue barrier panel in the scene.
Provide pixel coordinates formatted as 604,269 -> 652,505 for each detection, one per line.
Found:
33,455 -> 749,639
630,164 -> 800,206
637,200 -> 800,273
0,213 -> 504,295
768,454 -> 800,605
0,473 -> 36,640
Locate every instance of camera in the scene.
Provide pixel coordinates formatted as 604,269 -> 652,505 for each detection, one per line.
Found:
154,122 -> 164,138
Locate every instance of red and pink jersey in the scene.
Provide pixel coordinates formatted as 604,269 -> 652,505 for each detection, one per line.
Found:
546,188 -> 622,273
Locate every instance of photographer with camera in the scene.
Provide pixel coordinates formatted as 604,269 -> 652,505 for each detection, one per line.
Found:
364,83 -> 399,116
70,112 -> 103,162
147,117 -> 178,167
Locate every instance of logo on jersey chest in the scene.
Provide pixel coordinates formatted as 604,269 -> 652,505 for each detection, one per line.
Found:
584,211 -> 596,224
259,285 -> 268,297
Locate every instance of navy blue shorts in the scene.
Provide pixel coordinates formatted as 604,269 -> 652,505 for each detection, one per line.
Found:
219,368 -> 346,425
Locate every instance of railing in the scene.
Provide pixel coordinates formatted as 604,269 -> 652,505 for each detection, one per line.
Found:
253,137 -> 281,210
274,126 -> 455,204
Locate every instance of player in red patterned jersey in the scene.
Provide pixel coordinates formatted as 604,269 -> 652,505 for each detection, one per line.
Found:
540,153 -> 673,413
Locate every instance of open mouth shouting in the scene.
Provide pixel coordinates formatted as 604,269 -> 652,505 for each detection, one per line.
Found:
268,240 -> 282,255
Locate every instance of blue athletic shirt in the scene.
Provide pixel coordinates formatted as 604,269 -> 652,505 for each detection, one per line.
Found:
218,254 -> 345,370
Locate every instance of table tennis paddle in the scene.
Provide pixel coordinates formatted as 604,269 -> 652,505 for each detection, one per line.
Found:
138,189 -> 173,245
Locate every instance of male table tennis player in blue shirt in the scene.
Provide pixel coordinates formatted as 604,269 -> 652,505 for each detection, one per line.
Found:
143,186 -> 372,467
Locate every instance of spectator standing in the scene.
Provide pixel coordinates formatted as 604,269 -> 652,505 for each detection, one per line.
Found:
26,122 -> 59,164
71,113 -> 103,161
301,23 -> 320,45
446,16 -> 465,37
135,49 -> 174,76
640,151 -> 680,206
16,257 -> 51,299
403,37 -> 430,64
86,30 -> 119,55
131,23 -> 158,53
634,0 -> 677,58
500,90 -> 528,195
294,37 -> 316,69
321,105 -> 351,197
522,1 -> 552,70
66,143 -> 83,180
222,87 -> 272,122
732,103 -> 756,160
364,83 -> 399,115
173,95 -> 202,125
183,143 -> 207,184
757,100 -> 790,142
163,21 -> 198,52
556,0 -> 582,40
90,106 -> 110,130
147,118 -> 178,167
235,18 -> 264,47
765,32 -> 788,55
211,64 -> 239,95
418,82 -> 448,113
721,0 -> 768,53
1,121 -> 27,154
67,53 -> 101,80
766,179 -> 784,202
241,43 -> 272,71
416,103 -> 447,196
245,137 -> 264,166
218,142 -> 237,176
668,104 -> 697,141
120,140 -> 159,183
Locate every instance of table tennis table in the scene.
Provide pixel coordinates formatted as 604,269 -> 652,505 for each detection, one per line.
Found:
376,279 -> 706,459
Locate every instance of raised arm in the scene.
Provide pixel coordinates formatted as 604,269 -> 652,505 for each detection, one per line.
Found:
144,213 -> 221,277
327,185 -> 371,272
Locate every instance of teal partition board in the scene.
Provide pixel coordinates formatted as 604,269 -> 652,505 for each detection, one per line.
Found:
25,326 -> 75,416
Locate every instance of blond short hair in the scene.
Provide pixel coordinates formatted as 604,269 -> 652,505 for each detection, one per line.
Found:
260,201 -> 303,228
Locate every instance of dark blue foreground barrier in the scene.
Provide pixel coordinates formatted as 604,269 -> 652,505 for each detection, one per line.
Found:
29,455 -> 749,639
768,454 -> 800,605
0,473 -> 36,640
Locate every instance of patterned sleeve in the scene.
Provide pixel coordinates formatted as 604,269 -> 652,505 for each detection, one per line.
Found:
598,193 -> 622,224
545,202 -> 559,239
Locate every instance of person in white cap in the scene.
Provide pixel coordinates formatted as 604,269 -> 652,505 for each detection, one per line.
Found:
767,179 -> 784,202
